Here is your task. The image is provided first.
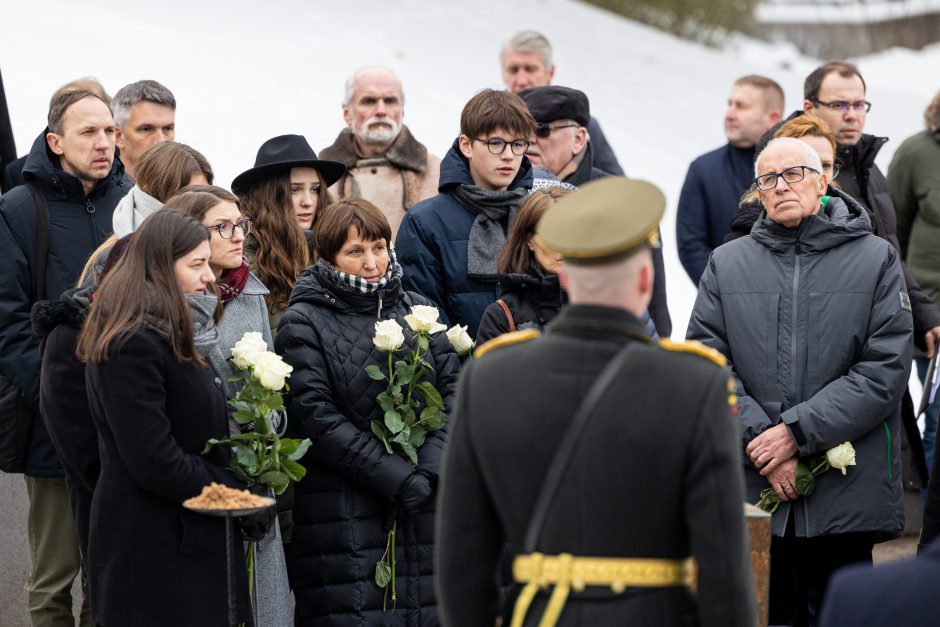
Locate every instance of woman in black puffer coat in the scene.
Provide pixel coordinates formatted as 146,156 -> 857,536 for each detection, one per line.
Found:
275,198 -> 459,626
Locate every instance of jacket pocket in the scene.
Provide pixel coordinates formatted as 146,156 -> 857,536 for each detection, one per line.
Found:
724,292 -> 779,385
808,291 -> 871,385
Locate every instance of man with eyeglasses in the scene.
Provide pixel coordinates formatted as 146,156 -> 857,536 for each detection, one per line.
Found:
396,89 -> 536,336
688,136 -> 912,626
518,85 -> 672,338
676,75 -> 784,286
804,62 -> 940,361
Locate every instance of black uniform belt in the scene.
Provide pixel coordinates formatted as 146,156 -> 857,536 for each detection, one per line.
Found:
511,552 -> 694,627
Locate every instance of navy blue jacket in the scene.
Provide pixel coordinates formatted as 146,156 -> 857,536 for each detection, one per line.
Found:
676,143 -> 755,285
396,139 -> 533,337
819,538 -> 940,627
0,130 -> 127,476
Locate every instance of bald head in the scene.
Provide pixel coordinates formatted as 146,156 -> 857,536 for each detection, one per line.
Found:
342,66 -> 405,155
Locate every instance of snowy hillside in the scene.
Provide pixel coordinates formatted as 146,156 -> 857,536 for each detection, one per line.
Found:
1,0 -> 936,340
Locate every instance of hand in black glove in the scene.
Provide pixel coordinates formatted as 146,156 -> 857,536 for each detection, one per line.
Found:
238,502 -> 276,542
397,472 -> 433,514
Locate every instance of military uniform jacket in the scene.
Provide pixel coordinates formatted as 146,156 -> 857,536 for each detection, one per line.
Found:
436,305 -> 755,627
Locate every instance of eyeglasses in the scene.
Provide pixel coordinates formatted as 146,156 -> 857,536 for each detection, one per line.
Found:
534,123 -> 579,138
813,99 -> 871,113
473,137 -> 529,156
820,161 -> 841,179
208,218 -> 252,239
754,165 -> 819,191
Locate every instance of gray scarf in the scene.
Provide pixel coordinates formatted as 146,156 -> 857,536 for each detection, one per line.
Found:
186,292 -> 221,359
112,186 -> 164,238
453,184 -> 527,280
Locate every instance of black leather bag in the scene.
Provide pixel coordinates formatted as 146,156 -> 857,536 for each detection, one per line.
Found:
0,184 -> 48,473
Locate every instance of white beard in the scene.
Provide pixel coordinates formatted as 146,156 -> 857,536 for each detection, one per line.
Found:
353,116 -> 402,145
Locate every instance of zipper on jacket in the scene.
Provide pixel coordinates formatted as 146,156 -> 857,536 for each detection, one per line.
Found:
377,296 -> 383,319
790,240 -> 807,535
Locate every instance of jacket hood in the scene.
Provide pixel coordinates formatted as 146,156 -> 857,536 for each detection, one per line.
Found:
437,137 -> 533,193
22,129 -> 126,201
30,285 -> 95,338
288,262 -> 405,316
750,187 -> 872,254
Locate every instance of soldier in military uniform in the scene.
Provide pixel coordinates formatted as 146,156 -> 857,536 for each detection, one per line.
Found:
436,178 -> 756,627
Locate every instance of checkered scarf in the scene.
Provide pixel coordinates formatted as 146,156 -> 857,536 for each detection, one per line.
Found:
318,247 -> 402,295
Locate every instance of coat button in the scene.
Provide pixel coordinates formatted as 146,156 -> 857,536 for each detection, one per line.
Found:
370,167 -> 378,174
214,377 -> 222,388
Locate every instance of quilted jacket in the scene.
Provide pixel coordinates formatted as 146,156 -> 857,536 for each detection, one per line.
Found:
275,262 -> 459,626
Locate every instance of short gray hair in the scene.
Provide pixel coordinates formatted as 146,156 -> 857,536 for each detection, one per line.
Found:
501,30 -> 554,69
111,80 -> 176,129
343,66 -> 404,107
755,137 -> 822,177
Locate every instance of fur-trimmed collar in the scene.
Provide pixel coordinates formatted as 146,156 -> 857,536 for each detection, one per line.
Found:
320,125 -> 429,173
31,287 -> 93,338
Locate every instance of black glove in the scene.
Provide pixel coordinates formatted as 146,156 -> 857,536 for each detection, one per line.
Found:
397,472 -> 433,514
238,502 -> 276,542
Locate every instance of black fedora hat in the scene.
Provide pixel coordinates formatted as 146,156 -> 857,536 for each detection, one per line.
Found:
231,134 -> 346,194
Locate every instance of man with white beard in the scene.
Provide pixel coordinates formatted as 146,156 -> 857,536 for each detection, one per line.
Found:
320,66 -> 441,239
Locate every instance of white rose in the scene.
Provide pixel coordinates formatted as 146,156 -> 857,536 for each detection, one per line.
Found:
374,319 -> 405,352
251,351 -> 293,391
826,442 -> 857,475
231,331 -> 269,370
446,324 -> 474,355
404,305 -> 447,334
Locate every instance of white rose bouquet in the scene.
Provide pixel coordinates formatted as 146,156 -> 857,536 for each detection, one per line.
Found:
204,332 -> 311,496
365,306 -> 451,607
755,441 -> 857,513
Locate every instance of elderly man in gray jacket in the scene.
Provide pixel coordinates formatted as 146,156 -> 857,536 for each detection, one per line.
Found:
687,137 -> 913,626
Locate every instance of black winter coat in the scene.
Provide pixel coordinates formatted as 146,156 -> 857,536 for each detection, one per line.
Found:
835,133 -> 940,345
0,130 -> 127,476
476,270 -> 565,345
86,330 -> 250,626
276,264 -> 460,626
30,287 -> 97,560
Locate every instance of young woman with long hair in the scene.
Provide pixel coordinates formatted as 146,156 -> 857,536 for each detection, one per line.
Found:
232,134 -> 345,336
76,210 -> 252,626
165,186 -> 292,626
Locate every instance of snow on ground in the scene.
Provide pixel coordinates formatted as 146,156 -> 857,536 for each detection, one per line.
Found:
0,0 -> 935,351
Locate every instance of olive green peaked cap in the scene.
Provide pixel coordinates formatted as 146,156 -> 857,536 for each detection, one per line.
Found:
535,177 -> 665,264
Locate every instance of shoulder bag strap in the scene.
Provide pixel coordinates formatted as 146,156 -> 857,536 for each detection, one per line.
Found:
29,183 -> 50,300
496,298 -> 516,332
522,342 -> 636,552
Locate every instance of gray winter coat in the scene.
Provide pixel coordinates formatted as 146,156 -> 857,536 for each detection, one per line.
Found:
687,190 -> 913,539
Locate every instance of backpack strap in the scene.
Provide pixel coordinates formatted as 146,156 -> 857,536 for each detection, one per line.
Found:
496,298 -> 516,332
29,184 -> 49,300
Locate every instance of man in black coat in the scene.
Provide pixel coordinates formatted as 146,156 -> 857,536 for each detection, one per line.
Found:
802,61 -> 940,356
436,178 -> 755,627
0,88 -> 127,625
